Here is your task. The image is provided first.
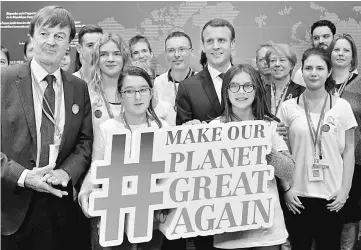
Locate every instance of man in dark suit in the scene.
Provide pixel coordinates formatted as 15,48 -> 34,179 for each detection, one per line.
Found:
176,19 -> 235,126
1,6 -> 93,250
174,18 -> 235,250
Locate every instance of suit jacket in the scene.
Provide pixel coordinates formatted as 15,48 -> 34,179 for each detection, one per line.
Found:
1,61 -> 93,235
264,80 -> 305,110
176,66 -> 222,125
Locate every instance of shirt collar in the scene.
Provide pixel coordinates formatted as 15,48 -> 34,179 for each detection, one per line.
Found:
167,67 -> 194,83
31,59 -> 61,85
207,63 -> 232,80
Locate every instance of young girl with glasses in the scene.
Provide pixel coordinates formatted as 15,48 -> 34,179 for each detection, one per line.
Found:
80,66 -> 167,250
210,64 -> 295,250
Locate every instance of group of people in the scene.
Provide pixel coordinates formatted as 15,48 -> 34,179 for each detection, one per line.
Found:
1,5 -> 360,250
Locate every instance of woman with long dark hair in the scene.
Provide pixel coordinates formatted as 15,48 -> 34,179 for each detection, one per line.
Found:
212,64 -> 295,250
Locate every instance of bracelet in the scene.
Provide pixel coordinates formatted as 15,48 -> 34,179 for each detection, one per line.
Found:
284,186 -> 291,193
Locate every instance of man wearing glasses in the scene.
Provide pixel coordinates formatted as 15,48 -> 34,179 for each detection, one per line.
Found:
153,31 -> 195,125
292,19 -> 336,86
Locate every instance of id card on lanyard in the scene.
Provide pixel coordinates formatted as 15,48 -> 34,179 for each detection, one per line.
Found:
32,70 -> 63,165
303,93 -> 330,182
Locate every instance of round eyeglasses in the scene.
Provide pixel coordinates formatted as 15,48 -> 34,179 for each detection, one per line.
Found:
121,87 -> 152,98
228,83 -> 255,93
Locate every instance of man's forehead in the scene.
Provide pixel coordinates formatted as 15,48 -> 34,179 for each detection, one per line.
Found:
312,26 -> 332,35
203,26 -> 232,39
166,36 -> 190,47
131,41 -> 150,51
36,24 -> 70,34
83,32 -> 102,43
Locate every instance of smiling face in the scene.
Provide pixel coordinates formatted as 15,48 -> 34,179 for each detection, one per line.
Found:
165,36 -> 192,71
312,26 -> 333,49
202,25 -> 234,71
120,75 -> 152,117
99,40 -> 124,78
130,41 -> 153,64
269,51 -> 292,81
302,54 -> 331,91
31,24 -> 71,70
228,71 -> 256,112
331,38 -> 353,70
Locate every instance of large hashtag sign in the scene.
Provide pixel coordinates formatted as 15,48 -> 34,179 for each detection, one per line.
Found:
89,131 -> 165,247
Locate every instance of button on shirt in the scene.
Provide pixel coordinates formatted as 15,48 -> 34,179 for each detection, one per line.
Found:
18,59 -> 65,186
207,63 -> 232,103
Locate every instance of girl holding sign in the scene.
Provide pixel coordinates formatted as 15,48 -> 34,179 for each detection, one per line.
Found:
211,64 -> 295,250
79,66 -> 167,249
78,32 -> 130,250
278,47 -> 357,250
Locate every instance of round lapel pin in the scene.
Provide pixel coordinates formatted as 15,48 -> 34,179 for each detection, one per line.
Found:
321,124 -> 330,132
72,104 -> 79,114
94,110 -> 102,118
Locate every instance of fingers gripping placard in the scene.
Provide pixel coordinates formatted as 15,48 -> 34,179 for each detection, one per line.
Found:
89,121 -> 276,247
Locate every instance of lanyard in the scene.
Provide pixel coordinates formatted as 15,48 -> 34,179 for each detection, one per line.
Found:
335,72 -> 352,97
271,81 -> 290,115
98,85 -> 115,119
122,112 -> 151,132
303,93 -> 329,159
170,68 -> 193,98
31,70 -> 63,140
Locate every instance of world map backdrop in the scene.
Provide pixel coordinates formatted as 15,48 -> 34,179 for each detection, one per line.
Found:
1,1 -> 360,75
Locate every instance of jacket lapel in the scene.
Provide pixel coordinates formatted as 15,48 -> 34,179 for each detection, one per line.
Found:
16,62 -> 37,145
201,66 -> 222,114
59,69 -> 73,154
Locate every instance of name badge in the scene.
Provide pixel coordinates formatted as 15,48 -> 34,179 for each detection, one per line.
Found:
308,158 -> 328,182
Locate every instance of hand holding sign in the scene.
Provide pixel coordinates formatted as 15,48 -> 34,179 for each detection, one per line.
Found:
88,121 -> 276,247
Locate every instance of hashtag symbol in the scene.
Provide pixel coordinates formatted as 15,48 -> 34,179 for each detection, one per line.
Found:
91,132 -> 165,246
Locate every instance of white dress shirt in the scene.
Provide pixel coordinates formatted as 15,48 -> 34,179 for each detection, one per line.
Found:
207,63 -> 232,103
18,59 -> 65,187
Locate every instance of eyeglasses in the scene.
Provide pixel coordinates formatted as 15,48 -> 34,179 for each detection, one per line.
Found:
228,83 -> 255,93
165,47 -> 192,56
121,87 -> 152,98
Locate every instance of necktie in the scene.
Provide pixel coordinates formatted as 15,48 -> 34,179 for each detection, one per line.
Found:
39,75 -> 55,168
219,73 -> 225,80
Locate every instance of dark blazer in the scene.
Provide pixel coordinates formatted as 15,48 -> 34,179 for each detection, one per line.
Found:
1,61 -> 93,235
176,66 -> 222,125
264,80 -> 305,110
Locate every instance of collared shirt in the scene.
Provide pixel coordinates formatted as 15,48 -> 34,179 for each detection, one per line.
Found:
18,59 -> 65,187
154,68 -> 195,126
207,63 -> 232,103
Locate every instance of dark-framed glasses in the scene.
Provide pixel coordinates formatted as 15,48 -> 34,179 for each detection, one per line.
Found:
165,47 -> 192,56
228,83 -> 255,93
121,87 -> 152,98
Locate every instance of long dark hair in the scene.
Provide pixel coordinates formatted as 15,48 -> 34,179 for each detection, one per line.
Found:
117,66 -> 163,128
301,47 -> 335,92
220,64 -> 279,123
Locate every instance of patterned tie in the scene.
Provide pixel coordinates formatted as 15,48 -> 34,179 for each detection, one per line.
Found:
218,73 -> 225,80
39,75 -> 55,168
